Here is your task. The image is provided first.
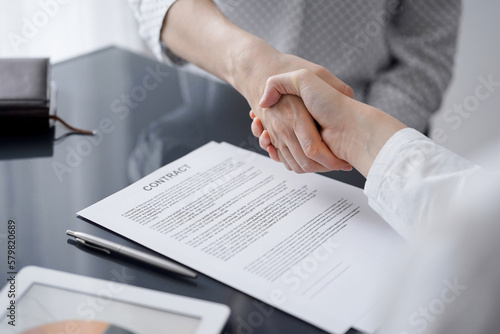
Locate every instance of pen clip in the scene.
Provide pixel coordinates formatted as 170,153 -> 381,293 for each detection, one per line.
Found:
76,238 -> 111,255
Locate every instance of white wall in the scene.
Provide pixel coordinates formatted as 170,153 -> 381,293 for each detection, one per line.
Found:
430,1 -> 500,167
1,0 -> 499,166
0,0 -> 151,62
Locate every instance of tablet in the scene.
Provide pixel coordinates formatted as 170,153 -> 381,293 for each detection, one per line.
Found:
0,266 -> 230,334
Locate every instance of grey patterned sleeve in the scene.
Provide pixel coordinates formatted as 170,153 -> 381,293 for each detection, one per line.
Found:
365,0 -> 462,132
127,0 -> 187,64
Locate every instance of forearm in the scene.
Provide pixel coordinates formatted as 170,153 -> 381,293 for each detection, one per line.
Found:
321,98 -> 406,178
258,69 -> 405,175
163,3 -> 354,173
352,103 -> 407,178
161,0 -> 270,92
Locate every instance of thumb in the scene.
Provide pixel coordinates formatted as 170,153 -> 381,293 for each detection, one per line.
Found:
259,70 -> 303,108
259,69 -> 348,128
259,69 -> 354,109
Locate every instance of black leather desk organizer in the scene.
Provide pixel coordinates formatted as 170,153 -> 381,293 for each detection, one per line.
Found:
0,58 -> 54,134
0,58 -> 94,159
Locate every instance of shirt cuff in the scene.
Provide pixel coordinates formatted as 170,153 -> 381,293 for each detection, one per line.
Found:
157,1 -> 188,66
363,128 -> 430,238
131,0 -> 188,65
365,128 -> 427,195
160,41 -> 189,66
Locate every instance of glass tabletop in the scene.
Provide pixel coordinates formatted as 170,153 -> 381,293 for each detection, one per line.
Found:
0,46 -> 364,334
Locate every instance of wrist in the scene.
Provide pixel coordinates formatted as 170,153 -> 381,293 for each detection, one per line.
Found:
228,37 -> 282,100
161,0 -> 268,88
349,104 -> 406,177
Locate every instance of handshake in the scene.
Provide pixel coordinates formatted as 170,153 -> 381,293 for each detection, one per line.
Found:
248,69 -> 406,178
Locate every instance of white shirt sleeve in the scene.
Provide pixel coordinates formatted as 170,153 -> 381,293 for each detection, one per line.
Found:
364,128 -> 485,240
369,130 -> 500,334
127,0 -> 184,64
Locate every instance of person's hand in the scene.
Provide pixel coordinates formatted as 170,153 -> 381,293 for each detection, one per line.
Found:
233,41 -> 354,173
256,69 -> 406,177
161,2 -> 352,173
255,69 -> 354,168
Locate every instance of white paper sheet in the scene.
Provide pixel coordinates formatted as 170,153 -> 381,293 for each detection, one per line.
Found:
78,142 -> 403,333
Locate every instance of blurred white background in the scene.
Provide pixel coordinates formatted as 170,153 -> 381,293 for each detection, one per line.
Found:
1,0 -> 499,167
0,0 -> 151,61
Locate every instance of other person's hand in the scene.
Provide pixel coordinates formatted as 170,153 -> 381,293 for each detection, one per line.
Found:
257,69 -> 406,177
235,41 -> 354,173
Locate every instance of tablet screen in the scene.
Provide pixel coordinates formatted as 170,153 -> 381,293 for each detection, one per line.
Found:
2,283 -> 200,334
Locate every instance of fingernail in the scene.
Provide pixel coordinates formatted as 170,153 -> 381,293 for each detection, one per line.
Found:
342,166 -> 353,172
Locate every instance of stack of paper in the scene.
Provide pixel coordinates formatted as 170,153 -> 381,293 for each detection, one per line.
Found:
78,142 -> 403,333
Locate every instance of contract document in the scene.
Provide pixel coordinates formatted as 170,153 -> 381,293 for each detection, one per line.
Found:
78,142 -> 403,334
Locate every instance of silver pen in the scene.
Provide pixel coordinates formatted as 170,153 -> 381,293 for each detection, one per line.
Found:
66,230 -> 197,278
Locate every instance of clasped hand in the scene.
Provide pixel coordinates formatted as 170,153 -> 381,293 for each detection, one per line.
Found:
232,41 -> 354,174
250,69 -> 407,178
249,67 -> 354,174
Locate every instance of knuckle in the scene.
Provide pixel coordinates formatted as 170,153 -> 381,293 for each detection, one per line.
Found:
271,121 -> 290,140
345,85 -> 355,98
273,139 -> 286,151
272,120 -> 284,134
312,65 -> 328,77
276,95 -> 294,110
293,69 -> 313,84
331,161 -> 346,171
259,136 -> 269,149
265,75 -> 276,89
294,167 -> 305,174
296,68 -> 311,80
300,161 -> 316,173
251,123 -> 260,137
303,142 -> 320,159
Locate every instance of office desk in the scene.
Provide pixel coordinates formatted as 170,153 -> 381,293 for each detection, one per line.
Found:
0,47 -> 365,334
